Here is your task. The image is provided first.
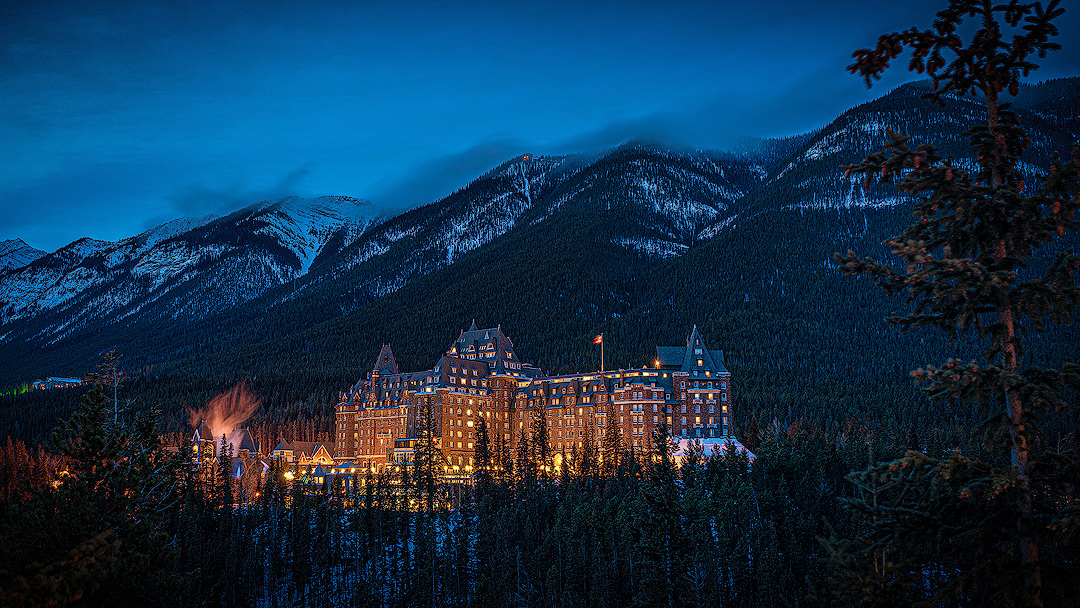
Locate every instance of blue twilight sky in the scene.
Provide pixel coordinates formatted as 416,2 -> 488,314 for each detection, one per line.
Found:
3,0 -> 1079,252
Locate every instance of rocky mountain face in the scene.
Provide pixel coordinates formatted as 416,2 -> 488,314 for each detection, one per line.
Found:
0,196 -> 378,346
0,79 -> 1076,386
0,240 -> 46,272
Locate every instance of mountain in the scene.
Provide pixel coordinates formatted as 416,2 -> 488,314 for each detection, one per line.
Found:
0,239 -> 46,272
0,196 -> 379,347
1,78 -> 1078,442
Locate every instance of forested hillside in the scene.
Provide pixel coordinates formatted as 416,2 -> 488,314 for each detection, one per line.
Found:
1,79 -> 1077,453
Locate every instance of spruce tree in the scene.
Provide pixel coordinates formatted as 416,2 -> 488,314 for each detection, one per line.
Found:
515,424 -> 535,490
833,1 -> 1079,605
473,413 -> 493,491
601,413 -> 623,477
0,382 -> 186,607
637,404 -> 686,608
414,396 -> 443,511
530,405 -> 552,480
218,434 -> 234,508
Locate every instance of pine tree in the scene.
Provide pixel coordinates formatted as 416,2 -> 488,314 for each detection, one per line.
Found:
86,349 -> 126,427
0,382 -> 187,606
530,405 -> 552,480
601,413 -> 623,477
833,1 -> 1080,605
473,413 -> 493,492
579,416 -> 599,481
516,423 -> 535,490
218,434 -> 234,508
636,404 -> 686,607
414,396 -> 443,511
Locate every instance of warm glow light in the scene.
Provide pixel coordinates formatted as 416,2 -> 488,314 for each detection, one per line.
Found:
284,471 -> 295,480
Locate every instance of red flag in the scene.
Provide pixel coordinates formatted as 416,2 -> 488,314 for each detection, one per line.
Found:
593,334 -> 603,344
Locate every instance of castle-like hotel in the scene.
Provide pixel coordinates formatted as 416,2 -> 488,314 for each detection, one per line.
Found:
335,322 -> 734,475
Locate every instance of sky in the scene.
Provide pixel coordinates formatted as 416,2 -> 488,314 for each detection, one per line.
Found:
3,0 -> 1079,252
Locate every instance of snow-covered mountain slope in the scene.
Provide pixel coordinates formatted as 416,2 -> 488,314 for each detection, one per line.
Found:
534,142 -> 762,257
1,78 -> 1076,375
0,239 -> 47,272
0,196 -> 378,345
276,143 -> 765,320
750,81 -> 1080,216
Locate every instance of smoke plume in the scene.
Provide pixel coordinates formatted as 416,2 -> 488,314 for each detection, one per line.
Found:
187,382 -> 262,452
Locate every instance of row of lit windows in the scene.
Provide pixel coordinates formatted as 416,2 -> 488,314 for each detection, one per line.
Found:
680,380 -> 727,389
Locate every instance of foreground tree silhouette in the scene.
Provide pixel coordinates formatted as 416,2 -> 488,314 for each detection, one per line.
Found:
0,382 -> 187,606
833,1 -> 1079,606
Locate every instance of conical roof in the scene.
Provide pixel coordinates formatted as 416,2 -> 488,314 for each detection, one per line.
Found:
373,343 -> 400,375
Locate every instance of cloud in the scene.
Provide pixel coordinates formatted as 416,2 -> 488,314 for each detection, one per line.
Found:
361,98 -> 784,214
366,141 -> 530,211
167,164 -> 314,217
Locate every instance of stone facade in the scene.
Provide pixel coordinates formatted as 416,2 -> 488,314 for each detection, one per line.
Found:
334,322 -> 733,474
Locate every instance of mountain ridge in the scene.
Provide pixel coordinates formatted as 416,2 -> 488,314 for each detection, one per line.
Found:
1,77 -> 1076,404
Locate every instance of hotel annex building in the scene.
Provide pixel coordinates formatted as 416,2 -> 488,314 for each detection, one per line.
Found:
335,323 -> 734,474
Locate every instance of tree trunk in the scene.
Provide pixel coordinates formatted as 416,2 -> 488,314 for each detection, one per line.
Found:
990,73 -> 1043,602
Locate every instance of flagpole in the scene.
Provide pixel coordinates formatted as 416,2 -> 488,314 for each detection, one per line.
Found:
601,335 -> 604,372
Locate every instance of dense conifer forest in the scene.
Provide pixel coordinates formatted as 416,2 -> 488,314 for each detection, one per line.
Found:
1,1 -> 1078,606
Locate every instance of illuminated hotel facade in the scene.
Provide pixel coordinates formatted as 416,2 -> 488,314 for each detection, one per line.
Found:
334,322 -> 734,474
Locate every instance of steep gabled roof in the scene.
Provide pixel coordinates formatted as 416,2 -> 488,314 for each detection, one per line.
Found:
447,323 -> 524,366
373,343 -> 400,375
654,325 -> 729,374
233,428 -> 258,453
193,420 -> 214,442
312,443 -> 335,461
